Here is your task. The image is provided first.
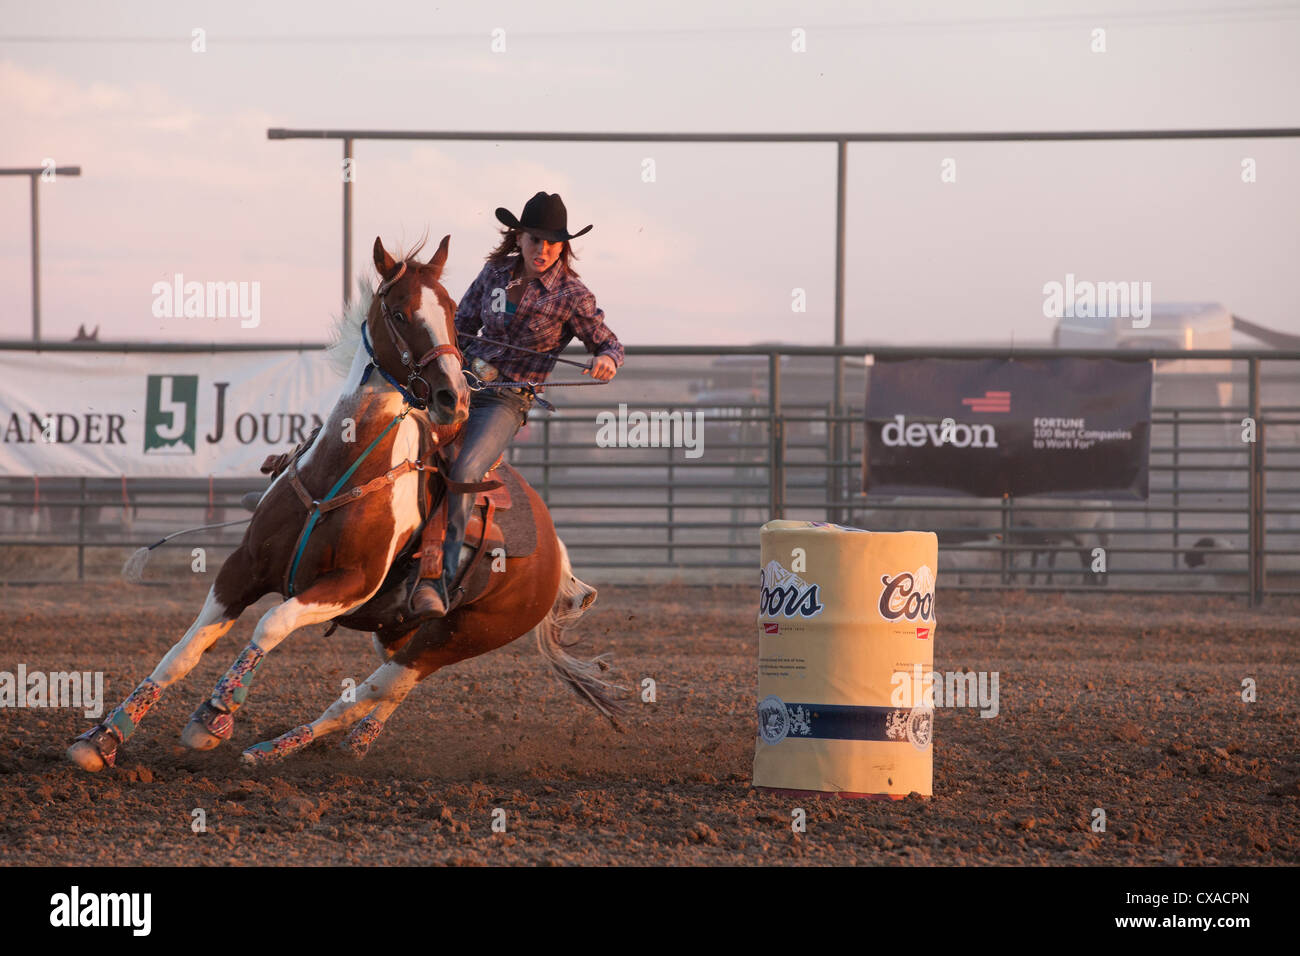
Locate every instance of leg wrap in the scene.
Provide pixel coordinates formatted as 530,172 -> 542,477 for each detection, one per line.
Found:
242,724 -> 314,765
342,716 -> 385,758
213,643 -> 266,712
102,677 -> 162,745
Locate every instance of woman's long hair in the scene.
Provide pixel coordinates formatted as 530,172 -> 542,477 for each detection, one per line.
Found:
485,227 -> 581,278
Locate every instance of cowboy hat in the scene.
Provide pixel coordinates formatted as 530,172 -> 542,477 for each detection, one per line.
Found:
495,191 -> 593,242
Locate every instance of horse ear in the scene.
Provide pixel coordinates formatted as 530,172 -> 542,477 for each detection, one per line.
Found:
373,237 -> 396,278
426,235 -> 450,278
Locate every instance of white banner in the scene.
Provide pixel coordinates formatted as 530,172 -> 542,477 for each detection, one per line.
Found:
0,349 -> 341,478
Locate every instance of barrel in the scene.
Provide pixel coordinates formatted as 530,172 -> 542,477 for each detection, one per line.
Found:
753,519 -> 937,798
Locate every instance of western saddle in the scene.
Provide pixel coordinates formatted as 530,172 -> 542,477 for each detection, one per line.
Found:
255,419 -> 512,607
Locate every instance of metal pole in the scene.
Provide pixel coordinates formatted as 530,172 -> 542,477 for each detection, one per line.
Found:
1247,358 -> 1257,604
2,166 -> 80,341
1001,494 -> 1012,586
1257,402 -> 1267,605
832,140 -> 847,524
769,352 -> 784,520
77,476 -> 86,581
1247,357 -> 1264,605
666,442 -> 675,565
268,127 -> 1300,144
824,399 -> 835,520
343,137 -> 354,307
30,175 -> 39,341
1171,408 -> 1180,570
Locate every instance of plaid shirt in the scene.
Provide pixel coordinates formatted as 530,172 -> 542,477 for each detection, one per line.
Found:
455,255 -> 624,385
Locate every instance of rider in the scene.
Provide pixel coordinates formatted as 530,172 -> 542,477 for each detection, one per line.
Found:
409,191 -> 623,617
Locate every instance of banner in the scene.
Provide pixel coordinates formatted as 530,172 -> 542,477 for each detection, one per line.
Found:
0,349 -> 340,478
863,357 -> 1152,499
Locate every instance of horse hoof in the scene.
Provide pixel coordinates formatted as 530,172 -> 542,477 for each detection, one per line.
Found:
341,716 -> 384,760
67,724 -> 119,772
66,740 -> 107,773
181,700 -> 233,750
239,743 -> 275,766
241,724 -> 313,766
339,737 -> 370,760
181,721 -> 223,751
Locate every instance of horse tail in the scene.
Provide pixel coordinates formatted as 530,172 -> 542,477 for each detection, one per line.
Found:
534,539 -> 628,730
121,518 -> 251,584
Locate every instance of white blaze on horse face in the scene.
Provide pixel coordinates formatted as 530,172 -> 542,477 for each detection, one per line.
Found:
415,284 -> 465,385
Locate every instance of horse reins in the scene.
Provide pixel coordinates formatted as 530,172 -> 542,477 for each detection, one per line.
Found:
460,331 -> 597,372
456,331 -> 611,411
362,260 -> 464,410
364,261 -> 610,413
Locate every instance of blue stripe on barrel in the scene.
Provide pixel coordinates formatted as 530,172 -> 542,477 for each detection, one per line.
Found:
767,703 -> 926,742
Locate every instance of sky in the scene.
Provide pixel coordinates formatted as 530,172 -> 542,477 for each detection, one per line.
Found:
1,0 -> 1298,347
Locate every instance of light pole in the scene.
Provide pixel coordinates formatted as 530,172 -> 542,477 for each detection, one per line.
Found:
2,165 -> 82,341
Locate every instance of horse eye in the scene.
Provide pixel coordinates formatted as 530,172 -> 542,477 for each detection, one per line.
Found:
394,311 -> 406,322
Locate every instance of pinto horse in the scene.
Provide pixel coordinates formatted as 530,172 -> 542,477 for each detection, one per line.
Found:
68,236 -> 622,773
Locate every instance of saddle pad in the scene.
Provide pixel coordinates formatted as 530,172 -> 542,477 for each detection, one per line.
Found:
480,463 -> 537,558
440,463 -> 542,607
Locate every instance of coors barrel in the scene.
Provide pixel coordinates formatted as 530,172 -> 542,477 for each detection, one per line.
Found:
753,520 -> 937,798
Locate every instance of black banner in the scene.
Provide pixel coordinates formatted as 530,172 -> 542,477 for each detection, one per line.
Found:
863,357 -> 1152,499
0,866 -> 1278,940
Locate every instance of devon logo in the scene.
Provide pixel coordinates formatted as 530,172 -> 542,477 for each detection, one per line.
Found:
143,374 -> 198,454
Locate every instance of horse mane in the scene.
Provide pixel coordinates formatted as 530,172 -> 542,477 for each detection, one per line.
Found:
325,277 -> 374,377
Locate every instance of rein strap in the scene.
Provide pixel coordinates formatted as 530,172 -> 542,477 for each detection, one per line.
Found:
284,407 -> 411,596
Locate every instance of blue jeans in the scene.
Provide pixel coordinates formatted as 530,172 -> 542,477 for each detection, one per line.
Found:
441,387 -> 532,586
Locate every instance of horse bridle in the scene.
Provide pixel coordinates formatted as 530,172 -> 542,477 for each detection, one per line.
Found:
372,260 -> 463,409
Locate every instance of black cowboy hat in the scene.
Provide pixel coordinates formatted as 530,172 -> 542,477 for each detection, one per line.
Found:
495,191 -> 593,242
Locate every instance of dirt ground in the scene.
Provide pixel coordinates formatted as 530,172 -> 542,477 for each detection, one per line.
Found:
0,579 -> 1296,866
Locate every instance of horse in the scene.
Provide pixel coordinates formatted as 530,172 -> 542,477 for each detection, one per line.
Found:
67,235 -> 623,773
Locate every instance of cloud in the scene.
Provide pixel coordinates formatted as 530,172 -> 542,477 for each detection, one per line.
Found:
1,61 -> 181,123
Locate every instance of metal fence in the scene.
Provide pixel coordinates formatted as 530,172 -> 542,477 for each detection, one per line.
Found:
2,344 -> 1298,603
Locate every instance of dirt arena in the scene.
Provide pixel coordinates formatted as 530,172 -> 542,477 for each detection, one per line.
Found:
1,578 -> 1296,866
